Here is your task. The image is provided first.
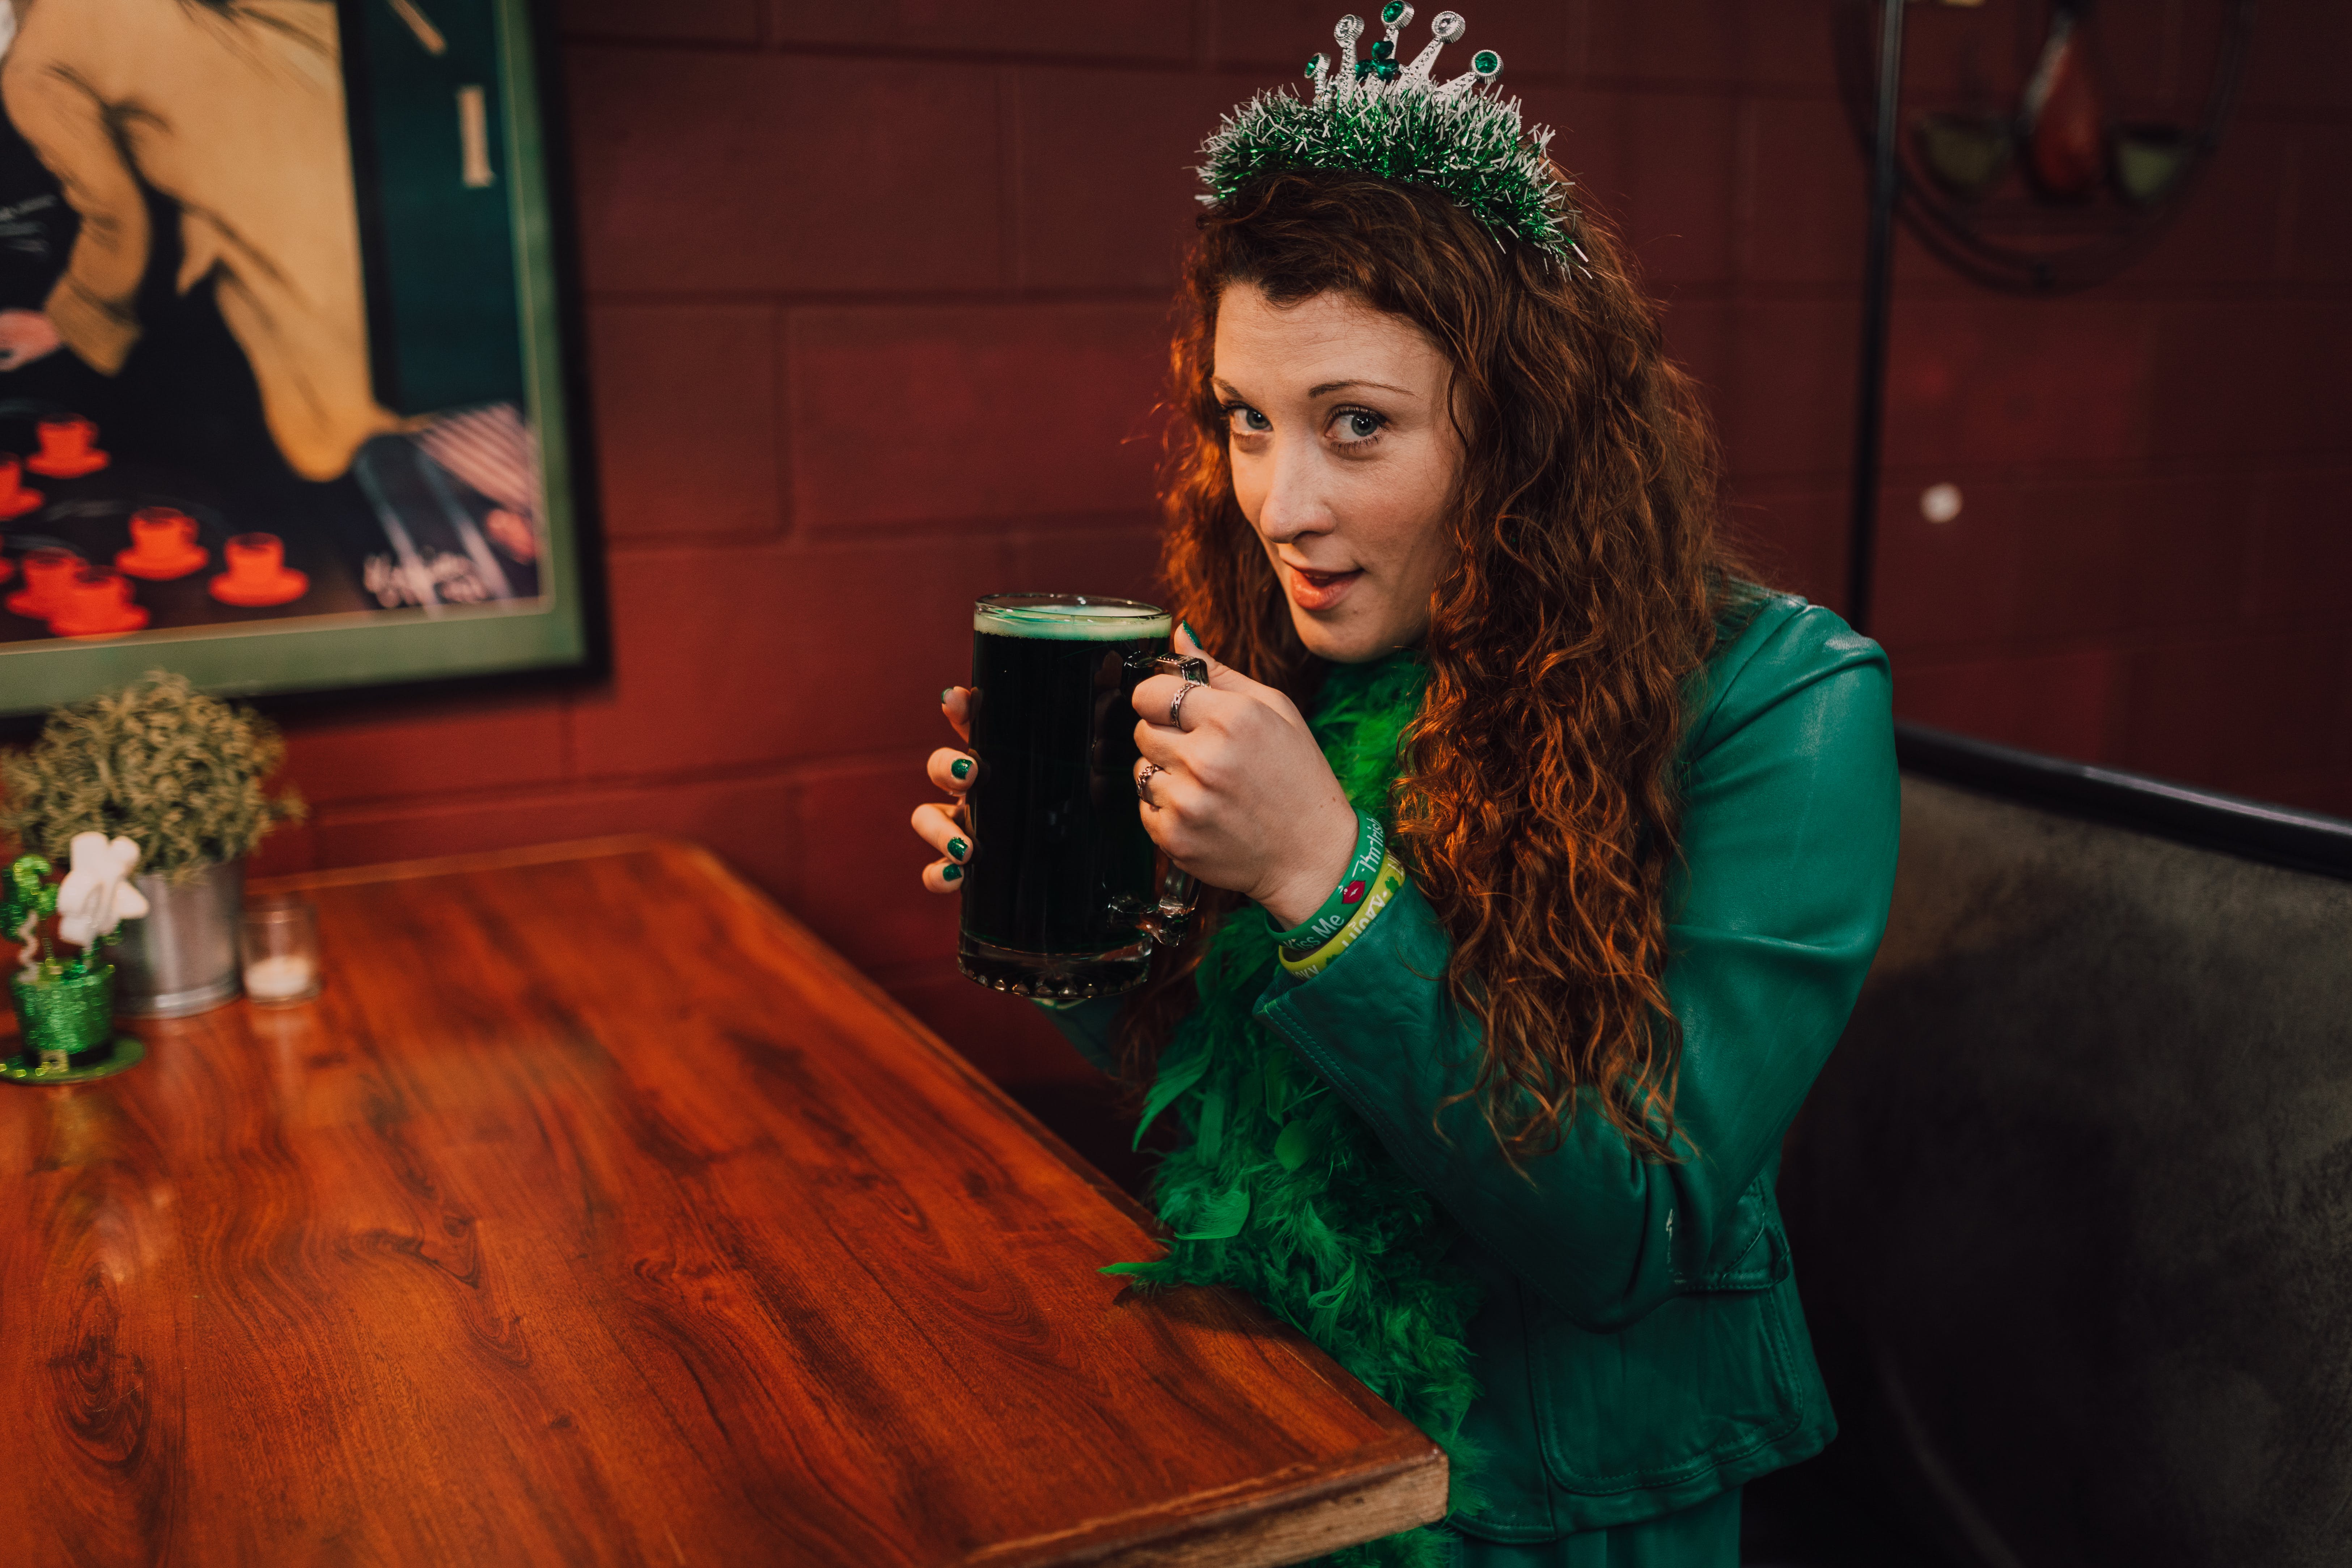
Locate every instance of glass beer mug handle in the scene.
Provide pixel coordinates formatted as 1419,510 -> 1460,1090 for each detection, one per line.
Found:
1133,652 -> 1208,953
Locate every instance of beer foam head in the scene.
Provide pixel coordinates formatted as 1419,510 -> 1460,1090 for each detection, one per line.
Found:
974,594 -> 1173,642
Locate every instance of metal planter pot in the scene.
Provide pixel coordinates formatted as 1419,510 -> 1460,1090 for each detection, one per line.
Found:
113,857 -> 244,1017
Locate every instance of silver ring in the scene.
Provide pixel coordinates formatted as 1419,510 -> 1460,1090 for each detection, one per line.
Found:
1135,761 -> 1158,805
1168,682 -> 1196,729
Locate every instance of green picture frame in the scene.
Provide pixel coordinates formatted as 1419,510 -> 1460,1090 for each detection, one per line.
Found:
0,0 -> 597,719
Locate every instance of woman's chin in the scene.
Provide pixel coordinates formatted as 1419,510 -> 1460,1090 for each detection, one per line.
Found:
1289,605 -> 1420,665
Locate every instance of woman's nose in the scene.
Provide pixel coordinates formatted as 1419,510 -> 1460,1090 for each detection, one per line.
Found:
1254,442 -> 1330,543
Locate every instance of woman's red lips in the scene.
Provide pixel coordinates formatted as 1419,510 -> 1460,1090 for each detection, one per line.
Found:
1285,563 -> 1362,610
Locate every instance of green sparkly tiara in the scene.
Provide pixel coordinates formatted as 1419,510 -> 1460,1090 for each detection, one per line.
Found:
1196,4 -> 1584,268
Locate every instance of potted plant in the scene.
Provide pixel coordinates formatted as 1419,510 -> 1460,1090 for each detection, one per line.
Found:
1,673 -> 304,1016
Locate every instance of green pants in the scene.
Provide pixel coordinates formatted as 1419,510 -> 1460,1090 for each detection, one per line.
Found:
1442,1488 -> 1740,1568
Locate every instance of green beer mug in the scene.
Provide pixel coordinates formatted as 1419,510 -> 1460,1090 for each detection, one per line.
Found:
957,593 -> 1207,999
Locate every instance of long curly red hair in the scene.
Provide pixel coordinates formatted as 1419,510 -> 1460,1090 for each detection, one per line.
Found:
1118,168 -> 1757,1165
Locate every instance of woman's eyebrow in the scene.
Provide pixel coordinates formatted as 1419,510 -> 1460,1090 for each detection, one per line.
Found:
1308,378 -> 1416,398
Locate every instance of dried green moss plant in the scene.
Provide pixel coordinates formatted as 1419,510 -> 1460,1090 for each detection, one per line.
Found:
0,673 -> 304,881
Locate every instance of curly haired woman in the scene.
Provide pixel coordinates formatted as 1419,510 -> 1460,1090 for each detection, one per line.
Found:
909,15 -> 1899,1565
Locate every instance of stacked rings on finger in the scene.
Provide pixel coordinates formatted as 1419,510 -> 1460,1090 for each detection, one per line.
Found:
1135,761 -> 1160,805
1169,682 -> 1197,728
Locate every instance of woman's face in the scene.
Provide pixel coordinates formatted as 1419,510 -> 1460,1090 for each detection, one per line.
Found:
1212,283 -> 1461,664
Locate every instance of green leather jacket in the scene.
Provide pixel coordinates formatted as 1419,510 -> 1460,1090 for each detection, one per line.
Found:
1043,596 -> 1899,1539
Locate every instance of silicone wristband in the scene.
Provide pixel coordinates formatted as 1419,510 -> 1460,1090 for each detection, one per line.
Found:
1279,850 -> 1408,979
1269,810 -> 1387,955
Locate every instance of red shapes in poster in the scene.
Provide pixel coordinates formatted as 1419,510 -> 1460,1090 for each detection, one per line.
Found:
5,546 -> 77,618
48,567 -> 147,637
0,455 -> 43,519
115,507 -> 209,580
209,532 -> 308,606
26,416 -> 109,478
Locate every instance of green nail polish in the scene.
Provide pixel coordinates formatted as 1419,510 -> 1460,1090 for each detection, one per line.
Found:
940,687 -> 957,705
942,863 -> 963,882
950,757 -> 971,780
947,837 -> 969,861
1181,621 -> 1199,646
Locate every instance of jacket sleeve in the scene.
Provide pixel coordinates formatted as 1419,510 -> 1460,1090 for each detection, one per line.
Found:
2,45 -> 147,373
1253,606 -> 1899,1332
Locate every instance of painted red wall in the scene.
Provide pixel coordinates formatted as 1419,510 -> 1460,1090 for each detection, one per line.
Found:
261,0 -> 2351,1103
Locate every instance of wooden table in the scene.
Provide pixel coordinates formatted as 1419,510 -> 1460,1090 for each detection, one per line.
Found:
0,839 -> 1442,1566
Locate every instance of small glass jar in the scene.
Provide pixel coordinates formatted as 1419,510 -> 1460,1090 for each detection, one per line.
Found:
241,897 -> 322,1007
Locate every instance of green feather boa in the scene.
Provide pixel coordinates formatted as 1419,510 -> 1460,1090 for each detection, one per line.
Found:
1107,653 -> 1483,1567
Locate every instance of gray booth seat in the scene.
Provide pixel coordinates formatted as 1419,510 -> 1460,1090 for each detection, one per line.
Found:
1772,729 -> 2352,1568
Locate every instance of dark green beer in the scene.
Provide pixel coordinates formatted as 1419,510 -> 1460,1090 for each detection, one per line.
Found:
958,594 -> 1195,998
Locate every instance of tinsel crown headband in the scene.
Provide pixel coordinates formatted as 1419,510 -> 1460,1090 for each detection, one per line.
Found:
1196,4 -> 1585,268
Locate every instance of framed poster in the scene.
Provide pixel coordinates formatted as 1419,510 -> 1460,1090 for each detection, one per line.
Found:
0,0 -> 596,719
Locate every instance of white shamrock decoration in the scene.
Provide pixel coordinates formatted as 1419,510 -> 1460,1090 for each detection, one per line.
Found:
55,833 -> 148,948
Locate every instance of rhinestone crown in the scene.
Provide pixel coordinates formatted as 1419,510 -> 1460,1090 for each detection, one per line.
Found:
1196,5 -> 1582,266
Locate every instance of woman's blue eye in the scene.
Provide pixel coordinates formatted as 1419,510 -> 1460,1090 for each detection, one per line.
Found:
1228,405 -> 1271,433
1336,411 -> 1382,442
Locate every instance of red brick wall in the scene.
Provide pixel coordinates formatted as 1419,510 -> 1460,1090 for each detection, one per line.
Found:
262,0 -> 2351,1101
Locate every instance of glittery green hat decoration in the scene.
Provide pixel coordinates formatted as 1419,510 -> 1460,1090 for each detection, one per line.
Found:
1197,5 -> 1584,268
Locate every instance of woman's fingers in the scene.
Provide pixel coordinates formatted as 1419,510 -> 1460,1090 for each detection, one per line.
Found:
918,686 -> 975,893
1174,623 -> 1285,704
1133,762 -> 1207,864
910,800 -> 971,861
927,746 -> 976,796
1132,672 -> 1244,734
940,685 -> 972,745
909,800 -> 973,892
1135,714 -> 1197,772
1166,620 -> 1242,686
1134,754 -> 1181,812
1133,635 -> 1304,735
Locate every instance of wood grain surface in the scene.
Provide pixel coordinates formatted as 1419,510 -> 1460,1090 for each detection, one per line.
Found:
0,837 -> 1442,1567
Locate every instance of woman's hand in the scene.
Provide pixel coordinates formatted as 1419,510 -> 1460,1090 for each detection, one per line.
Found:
1131,626 -> 1358,928
0,309 -> 61,372
910,687 -> 976,893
